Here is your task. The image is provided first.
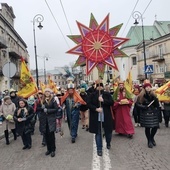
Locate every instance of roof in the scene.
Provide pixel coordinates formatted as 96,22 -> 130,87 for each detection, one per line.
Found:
121,21 -> 170,49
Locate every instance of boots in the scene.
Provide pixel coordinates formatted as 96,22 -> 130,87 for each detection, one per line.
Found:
11,129 -> 17,140
4,130 -> 9,145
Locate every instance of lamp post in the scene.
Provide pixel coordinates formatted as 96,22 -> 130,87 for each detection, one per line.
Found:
33,14 -> 44,88
132,11 -> 147,79
43,55 -> 49,84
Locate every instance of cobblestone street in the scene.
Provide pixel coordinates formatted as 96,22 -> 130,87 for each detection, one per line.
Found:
0,121 -> 170,170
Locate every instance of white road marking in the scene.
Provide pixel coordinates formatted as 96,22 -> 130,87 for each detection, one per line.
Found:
92,135 -> 101,170
103,139 -> 112,170
92,135 -> 112,170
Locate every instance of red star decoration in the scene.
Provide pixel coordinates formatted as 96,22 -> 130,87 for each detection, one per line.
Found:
67,14 -> 129,75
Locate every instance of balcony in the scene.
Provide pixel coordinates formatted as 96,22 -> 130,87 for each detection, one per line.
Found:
152,54 -> 165,62
8,47 -> 21,59
137,74 -> 145,80
0,36 -> 7,49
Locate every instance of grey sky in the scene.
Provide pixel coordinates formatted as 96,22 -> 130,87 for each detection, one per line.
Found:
3,0 -> 170,70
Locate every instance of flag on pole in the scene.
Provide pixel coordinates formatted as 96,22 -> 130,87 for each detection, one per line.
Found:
124,67 -> 133,93
47,75 -> 58,94
155,81 -> 170,102
17,57 -> 38,98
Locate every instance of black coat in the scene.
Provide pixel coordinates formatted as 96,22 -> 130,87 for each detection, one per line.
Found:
13,106 -> 34,135
87,90 -> 114,134
39,98 -> 58,133
80,93 -> 88,111
136,93 -> 160,128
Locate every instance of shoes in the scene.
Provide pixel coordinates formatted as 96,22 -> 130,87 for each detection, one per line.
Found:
165,123 -> 169,127
45,151 -> 51,156
82,125 -> 85,129
27,145 -> 31,149
42,142 -> 46,146
107,145 -> 111,150
22,145 -> 28,150
138,123 -> 141,127
135,123 -> 138,127
127,134 -> 133,139
51,152 -> 55,157
97,150 -> 102,156
71,138 -> 75,143
151,139 -> 156,146
6,141 -> 10,145
148,141 -> 153,148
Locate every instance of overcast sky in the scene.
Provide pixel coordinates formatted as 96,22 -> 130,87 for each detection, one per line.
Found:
2,0 -> 170,70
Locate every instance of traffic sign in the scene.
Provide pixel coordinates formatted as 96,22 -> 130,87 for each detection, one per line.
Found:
2,62 -> 17,78
145,65 -> 153,74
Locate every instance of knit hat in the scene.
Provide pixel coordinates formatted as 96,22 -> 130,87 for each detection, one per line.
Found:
44,87 -> 53,93
3,96 -> 11,102
143,83 -> 152,89
80,88 -> 85,93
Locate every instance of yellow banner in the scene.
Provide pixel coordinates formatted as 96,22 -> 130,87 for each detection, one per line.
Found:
47,75 -> 58,93
17,58 -> 38,98
124,68 -> 133,93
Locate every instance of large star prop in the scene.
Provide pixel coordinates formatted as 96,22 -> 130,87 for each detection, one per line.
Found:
67,13 -> 129,75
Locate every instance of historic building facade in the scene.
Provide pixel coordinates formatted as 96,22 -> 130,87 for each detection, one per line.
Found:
0,3 -> 29,91
121,20 -> 170,84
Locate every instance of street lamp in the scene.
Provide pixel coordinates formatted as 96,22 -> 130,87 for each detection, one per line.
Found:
33,14 -> 44,88
132,11 -> 147,79
43,55 -> 49,84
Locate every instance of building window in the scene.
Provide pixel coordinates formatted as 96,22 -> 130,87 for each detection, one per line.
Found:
54,76 -> 57,79
132,57 -> 137,65
158,44 -> 163,58
59,82 -> 60,85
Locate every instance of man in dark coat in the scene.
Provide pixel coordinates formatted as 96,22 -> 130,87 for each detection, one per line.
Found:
87,80 -> 114,156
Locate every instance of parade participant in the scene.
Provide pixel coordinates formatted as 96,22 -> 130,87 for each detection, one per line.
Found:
0,96 -> 16,145
136,82 -> 160,148
34,90 -> 46,146
162,101 -> 170,127
61,82 -> 86,143
88,80 -> 114,156
79,88 -> 89,131
132,85 -> 141,127
54,94 -> 62,133
27,95 -> 36,135
13,98 -> 34,149
39,87 -> 58,157
113,81 -> 135,138
86,82 -> 96,96
9,88 -> 20,107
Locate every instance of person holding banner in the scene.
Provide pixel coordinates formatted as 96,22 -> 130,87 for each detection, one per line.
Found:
87,80 -> 114,156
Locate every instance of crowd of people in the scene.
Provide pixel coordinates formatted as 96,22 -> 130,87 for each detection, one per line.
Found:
0,79 -> 169,157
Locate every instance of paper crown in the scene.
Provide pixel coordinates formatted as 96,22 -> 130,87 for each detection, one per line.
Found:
118,80 -> 124,85
67,82 -> 75,89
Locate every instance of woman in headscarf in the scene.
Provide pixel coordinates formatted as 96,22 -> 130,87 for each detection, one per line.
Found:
13,98 -> 34,149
